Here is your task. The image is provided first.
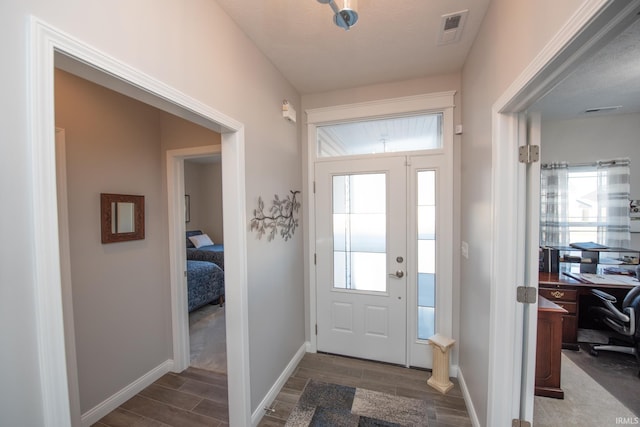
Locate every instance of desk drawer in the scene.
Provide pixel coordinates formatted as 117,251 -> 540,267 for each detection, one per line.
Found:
539,288 -> 577,302
554,302 -> 576,315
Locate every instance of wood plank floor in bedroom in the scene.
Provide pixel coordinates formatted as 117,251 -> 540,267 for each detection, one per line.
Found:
93,352 -> 472,427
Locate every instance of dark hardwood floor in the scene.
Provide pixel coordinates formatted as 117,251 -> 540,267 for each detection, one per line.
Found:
92,367 -> 229,427
93,352 -> 472,426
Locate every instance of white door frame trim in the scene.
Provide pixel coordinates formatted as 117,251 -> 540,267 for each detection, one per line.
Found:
55,128 -> 82,427
167,142 -> 251,426
166,145 -> 222,372
486,0 -> 640,424
29,17 -> 251,426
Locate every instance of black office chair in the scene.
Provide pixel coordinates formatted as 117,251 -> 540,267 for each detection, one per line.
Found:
589,285 -> 640,376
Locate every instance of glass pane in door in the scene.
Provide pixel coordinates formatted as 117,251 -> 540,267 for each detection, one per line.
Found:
417,170 -> 436,339
333,173 -> 386,291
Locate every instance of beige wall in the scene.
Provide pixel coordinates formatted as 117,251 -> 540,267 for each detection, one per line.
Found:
56,69 -> 169,412
460,0 -> 586,424
185,160 -> 224,244
302,73 -> 462,111
55,69 -> 223,412
160,111 -> 224,244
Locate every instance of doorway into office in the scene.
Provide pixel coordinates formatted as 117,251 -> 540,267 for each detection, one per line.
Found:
487,1 -> 640,425
31,18 -> 250,427
528,17 -> 640,424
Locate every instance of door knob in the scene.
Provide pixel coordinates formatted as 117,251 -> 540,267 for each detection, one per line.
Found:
389,270 -> 404,278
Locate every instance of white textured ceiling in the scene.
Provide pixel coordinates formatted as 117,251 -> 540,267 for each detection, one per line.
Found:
215,1 -> 639,118
214,0 -> 491,94
531,17 -> 640,120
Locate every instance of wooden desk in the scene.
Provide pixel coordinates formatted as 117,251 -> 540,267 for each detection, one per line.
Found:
538,272 -> 633,350
535,296 -> 567,398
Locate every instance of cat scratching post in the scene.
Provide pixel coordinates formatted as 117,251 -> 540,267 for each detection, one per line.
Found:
427,334 -> 455,394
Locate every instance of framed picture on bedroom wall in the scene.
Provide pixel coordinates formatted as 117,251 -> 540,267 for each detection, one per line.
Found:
185,194 -> 191,223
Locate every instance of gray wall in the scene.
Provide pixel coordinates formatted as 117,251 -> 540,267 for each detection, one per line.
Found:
185,160 -> 224,244
0,0 -> 303,424
56,69 -> 168,412
55,69 -> 227,412
541,113 -> 640,247
460,0 -> 584,424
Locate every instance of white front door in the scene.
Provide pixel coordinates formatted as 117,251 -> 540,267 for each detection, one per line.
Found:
315,156 -> 408,364
315,154 -> 451,367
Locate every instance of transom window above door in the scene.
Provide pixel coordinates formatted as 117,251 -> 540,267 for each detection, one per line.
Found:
317,113 -> 443,158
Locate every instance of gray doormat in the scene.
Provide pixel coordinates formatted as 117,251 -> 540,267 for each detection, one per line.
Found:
285,379 -> 429,426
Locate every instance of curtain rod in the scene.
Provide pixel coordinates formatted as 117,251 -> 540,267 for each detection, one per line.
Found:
542,158 -> 630,168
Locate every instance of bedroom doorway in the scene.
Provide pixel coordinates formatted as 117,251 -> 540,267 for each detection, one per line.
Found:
32,19 -> 251,426
184,155 -> 228,376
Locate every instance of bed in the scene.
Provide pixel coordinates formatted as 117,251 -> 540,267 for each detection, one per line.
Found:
186,230 -> 224,270
187,260 -> 225,312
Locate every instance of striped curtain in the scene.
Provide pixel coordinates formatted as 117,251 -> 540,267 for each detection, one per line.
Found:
597,158 -> 631,248
540,162 -> 569,247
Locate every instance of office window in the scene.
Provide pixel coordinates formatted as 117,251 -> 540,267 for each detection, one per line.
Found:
540,159 -> 631,248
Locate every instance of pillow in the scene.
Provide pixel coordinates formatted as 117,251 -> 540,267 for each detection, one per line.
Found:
186,230 -> 203,248
189,233 -> 214,249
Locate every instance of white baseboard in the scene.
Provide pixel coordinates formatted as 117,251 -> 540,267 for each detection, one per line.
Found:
457,366 -> 481,427
305,340 -> 315,353
450,364 -> 459,378
80,359 -> 174,427
251,343 -> 307,427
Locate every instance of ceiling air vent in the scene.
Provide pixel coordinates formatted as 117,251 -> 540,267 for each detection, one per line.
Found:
584,105 -> 622,114
438,10 -> 468,45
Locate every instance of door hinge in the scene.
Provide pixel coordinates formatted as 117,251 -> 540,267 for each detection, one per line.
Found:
313,181 -> 316,194
512,419 -> 531,427
517,286 -> 537,304
518,145 -> 539,164
314,253 -> 317,265
315,324 -> 318,335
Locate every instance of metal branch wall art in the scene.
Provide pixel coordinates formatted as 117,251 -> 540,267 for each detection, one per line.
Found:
250,190 -> 301,241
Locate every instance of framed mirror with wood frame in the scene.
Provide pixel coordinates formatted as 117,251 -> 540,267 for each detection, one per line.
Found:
100,193 -> 145,243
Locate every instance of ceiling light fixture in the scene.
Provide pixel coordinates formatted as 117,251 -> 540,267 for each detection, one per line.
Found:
317,0 -> 358,31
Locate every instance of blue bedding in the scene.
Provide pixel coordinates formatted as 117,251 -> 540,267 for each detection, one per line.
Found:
187,260 -> 224,312
187,245 -> 224,269
186,230 -> 224,270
